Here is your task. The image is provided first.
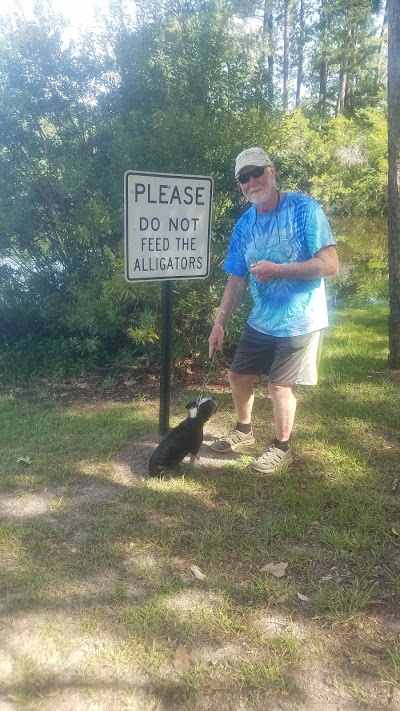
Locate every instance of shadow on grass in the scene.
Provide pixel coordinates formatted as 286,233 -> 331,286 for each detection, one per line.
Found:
0,351 -> 399,708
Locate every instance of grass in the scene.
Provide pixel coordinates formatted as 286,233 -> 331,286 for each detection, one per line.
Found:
0,306 -> 400,709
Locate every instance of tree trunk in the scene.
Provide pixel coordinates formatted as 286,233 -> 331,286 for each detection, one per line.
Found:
388,0 -> 400,367
336,60 -> 347,115
296,0 -> 305,107
319,62 -> 327,116
263,0 -> 274,104
336,28 -> 351,115
374,0 -> 388,95
283,0 -> 291,110
318,1 -> 328,117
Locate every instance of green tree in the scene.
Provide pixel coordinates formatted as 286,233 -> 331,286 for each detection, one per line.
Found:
0,0 -> 392,379
388,0 -> 400,368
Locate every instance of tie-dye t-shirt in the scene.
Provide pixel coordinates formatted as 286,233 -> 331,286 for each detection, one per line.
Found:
224,192 -> 336,337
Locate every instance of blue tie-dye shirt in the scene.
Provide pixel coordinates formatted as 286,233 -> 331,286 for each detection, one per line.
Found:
224,192 -> 336,337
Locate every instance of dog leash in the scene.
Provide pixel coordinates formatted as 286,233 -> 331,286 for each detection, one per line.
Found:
196,269 -> 251,406
196,349 -> 219,405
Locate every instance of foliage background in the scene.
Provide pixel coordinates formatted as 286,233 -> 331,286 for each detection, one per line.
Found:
0,0 -> 389,381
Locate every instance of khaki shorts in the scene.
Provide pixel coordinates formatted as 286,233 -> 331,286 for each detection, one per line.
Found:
229,324 -> 323,385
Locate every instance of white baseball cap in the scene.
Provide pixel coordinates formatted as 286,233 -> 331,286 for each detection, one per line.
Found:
234,147 -> 273,177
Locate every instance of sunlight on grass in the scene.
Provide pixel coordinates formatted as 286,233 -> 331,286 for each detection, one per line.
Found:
234,635 -> 301,695
0,306 -> 400,709
313,578 -> 378,624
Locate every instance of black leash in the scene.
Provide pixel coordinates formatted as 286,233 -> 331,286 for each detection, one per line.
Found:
196,349 -> 219,405
196,270 -> 250,405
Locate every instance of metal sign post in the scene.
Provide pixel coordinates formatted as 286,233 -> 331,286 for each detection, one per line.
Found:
124,171 -> 213,433
159,281 -> 173,434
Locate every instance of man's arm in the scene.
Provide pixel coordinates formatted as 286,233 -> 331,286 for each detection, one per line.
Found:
249,246 -> 339,282
208,274 -> 247,358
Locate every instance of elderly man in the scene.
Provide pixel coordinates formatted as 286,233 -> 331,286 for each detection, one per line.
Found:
208,147 -> 339,472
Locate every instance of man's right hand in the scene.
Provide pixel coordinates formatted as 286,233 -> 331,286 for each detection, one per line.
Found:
208,324 -> 224,358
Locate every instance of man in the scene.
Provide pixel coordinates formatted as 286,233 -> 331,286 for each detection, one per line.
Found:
208,147 -> 339,473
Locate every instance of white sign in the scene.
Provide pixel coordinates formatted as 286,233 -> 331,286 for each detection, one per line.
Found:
124,171 -> 213,282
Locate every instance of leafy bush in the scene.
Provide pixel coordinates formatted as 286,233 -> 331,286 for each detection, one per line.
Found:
0,5 -> 389,381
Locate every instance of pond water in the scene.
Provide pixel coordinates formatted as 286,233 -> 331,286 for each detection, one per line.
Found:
329,216 -> 388,307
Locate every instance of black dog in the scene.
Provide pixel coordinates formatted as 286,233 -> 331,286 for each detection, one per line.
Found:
148,396 -> 218,477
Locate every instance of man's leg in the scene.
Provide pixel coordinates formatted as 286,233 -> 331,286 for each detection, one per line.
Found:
251,331 -> 322,472
228,371 -> 255,424
250,382 -> 296,472
268,383 -> 297,442
210,371 -> 256,452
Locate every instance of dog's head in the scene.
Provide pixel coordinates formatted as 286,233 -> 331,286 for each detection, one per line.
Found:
185,396 -> 218,422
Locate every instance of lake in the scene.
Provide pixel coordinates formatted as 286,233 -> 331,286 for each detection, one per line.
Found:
329,216 -> 388,307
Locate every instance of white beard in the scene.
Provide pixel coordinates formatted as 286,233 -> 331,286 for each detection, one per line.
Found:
246,183 -> 275,206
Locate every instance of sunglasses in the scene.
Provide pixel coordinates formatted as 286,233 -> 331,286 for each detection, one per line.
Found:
237,165 -> 269,185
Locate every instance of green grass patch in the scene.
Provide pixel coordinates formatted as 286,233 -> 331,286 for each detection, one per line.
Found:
0,306 -> 400,709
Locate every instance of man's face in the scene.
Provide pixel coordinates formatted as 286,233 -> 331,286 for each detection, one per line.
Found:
237,164 -> 276,206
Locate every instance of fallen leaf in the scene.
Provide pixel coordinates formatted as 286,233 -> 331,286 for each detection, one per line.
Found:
321,575 -> 333,581
297,592 -> 309,601
391,527 -> 399,536
174,644 -> 190,674
17,457 -> 32,466
259,562 -> 288,578
190,565 -> 206,581
269,592 -> 290,604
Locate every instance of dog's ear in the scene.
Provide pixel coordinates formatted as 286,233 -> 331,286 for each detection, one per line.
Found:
185,401 -> 197,409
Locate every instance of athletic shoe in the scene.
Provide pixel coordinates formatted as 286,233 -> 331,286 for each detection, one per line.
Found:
210,429 -> 255,452
250,444 -> 293,473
